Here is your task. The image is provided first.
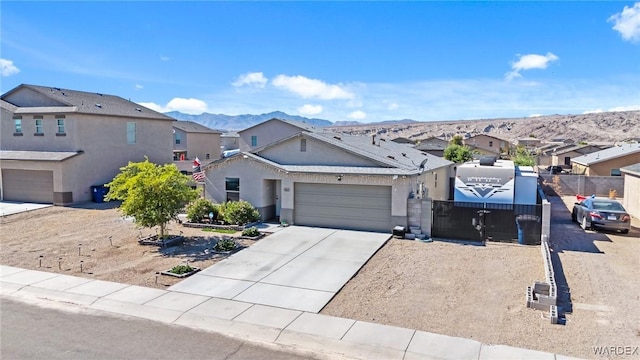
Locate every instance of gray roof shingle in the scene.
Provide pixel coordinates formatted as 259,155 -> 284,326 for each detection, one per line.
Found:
0,150 -> 82,161
172,120 -> 221,134
2,84 -> 173,121
621,162 -> 640,176
571,143 -> 640,165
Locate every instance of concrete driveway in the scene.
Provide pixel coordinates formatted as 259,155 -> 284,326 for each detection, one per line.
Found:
0,201 -> 52,217
169,226 -> 391,312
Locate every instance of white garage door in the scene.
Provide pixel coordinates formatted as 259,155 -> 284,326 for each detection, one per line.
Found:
2,169 -> 54,204
294,183 -> 392,233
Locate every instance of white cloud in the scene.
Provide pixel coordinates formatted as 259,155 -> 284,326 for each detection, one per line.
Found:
348,110 -> 367,120
272,74 -> 354,100
387,101 -> 399,110
139,97 -> 208,115
529,114 -> 543,117
584,104 -> 640,114
505,52 -> 559,81
0,58 -> 20,76
609,2 -> 640,43
135,84 -> 143,90
298,104 -> 323,116
160,56 -> 170,61
232,72 -> 268,88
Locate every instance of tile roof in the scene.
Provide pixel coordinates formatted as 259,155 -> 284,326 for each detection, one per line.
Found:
571,143 -> 640,165
2,84 -> 173,121
0,150 -> 82,161
172,120 -> 221,134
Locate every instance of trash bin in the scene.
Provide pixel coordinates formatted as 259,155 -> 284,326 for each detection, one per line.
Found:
91,185 -> 109,203
516,215 -> 540,245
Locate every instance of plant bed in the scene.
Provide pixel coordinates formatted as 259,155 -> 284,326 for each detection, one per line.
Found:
211,238 -> 242,254
138,234 -> 184,247
161,264 -> 200,278
181,222 -> 244,231
238,226 -> 264,240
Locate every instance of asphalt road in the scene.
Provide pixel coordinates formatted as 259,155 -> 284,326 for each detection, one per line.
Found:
0,297 -> 318,360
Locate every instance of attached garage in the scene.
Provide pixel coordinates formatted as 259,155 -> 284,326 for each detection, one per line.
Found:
2,169 -> 54,203
294,183 -> 392,232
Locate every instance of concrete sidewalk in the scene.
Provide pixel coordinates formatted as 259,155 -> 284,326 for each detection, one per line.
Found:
0,265 -> 579,360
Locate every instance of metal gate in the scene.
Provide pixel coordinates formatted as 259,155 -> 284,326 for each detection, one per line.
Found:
432,200 -> 542,244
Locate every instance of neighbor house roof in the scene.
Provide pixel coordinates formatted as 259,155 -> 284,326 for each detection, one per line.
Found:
414,137 -> 449,151
551,144 -> 603,156
172,120 -> 221,134
238,118 -> 319,134
0,150 -> 82,161
571,143 -> 640,166
1,84 -> 174,121
620,163 -> 640,176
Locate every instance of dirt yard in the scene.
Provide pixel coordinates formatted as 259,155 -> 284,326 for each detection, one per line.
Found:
322,196 -> 640,359
0,202 -> 260,289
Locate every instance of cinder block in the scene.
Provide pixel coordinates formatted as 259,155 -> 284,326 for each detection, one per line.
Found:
404,233 -> 416,240
550,305 -> 558,324
533,281 -> 550,295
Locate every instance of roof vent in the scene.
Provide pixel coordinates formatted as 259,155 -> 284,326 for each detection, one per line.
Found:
333,136 -> 342,141
135,108 -> 142,112
402,152 -> 407,157
97,93 -> 103,96
479,156 -> 497,166
387,155 -> 395,160
380,138 -> 386,142
95,104 -> 102,108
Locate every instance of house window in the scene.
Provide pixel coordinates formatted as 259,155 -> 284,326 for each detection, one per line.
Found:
564,156 -> 571,166
175,132 -> 181,145
35,119 -> 43,134
251,135 -> 257,147
14,118 -> 22,134
489,141 -> 493,147
611,169 -> 621,176
127,122 -> 136,144
206,153 -> 210,160
300,138 -> 307,152
225,177 -> 240,202
56,118 -> 65,133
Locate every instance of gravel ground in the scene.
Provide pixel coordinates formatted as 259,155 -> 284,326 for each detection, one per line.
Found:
322,196 -> 640,359
0,202 -> 260,289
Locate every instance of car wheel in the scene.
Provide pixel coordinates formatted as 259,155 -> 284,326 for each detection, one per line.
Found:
580,216 -> 590,230
571,210 -> 577,222
621,229 -> 629,234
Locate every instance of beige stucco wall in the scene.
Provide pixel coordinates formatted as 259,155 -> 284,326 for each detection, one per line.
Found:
258,135 -> 382,166
464,135 -> 506,154
575,153 -> 640,176
204,156 -> 451,224
1,110 -> 173,203
239,120 -> 305,152
175,130 -> 221,161
622,173 -> 640,219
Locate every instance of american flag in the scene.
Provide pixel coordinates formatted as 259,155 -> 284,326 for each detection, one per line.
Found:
192,156 -> 206,181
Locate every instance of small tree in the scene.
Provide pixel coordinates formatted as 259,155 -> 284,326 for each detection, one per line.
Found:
106,158 -> 198,237
444,144 -> 474,163
512,145 -> 536,166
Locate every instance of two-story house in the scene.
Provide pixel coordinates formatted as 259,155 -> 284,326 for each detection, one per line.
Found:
172,121 -> 221,174
463,134 -> 509,157
0,84 -> 173,204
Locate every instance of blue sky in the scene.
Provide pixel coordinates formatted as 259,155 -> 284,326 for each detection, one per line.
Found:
2,1 -> 639,123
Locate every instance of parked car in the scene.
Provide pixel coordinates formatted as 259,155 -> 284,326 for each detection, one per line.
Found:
572,196 -> 630,234
545,165 -> 565,174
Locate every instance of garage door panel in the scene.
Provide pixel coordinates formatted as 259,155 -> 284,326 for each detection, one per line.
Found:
294,183 -> 392,233
2,169 -> 54,203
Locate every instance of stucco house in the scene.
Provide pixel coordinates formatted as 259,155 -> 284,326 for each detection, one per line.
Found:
551,144 -> 603,167
0,84 -> 173,204
202,119 -> 453,232
172,121 -> 221,174
463,134 -> 508,157
571,143 -> 640,176
621,163 -> 640,220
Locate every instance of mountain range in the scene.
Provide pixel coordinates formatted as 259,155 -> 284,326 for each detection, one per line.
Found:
165,110 -> 640,144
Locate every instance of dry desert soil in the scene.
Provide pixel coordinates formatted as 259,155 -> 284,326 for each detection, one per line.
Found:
2,198 -> 639,359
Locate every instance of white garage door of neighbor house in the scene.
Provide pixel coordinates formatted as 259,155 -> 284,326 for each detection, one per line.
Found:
2,169 -> 54,204
294,183 -> 392,233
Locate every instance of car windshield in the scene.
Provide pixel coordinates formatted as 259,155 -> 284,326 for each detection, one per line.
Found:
592,201 -> 625,211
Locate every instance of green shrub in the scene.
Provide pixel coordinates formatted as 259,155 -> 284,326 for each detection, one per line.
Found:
242,226 -> 260,237
219,200 -> 260,225
213,238 -> 236,252
169,264 -> 194,274
186,198 -> 219,223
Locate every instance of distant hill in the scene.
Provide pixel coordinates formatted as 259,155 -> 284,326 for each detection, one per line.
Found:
164,111 -> 333,131
327,111 -> 640,144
